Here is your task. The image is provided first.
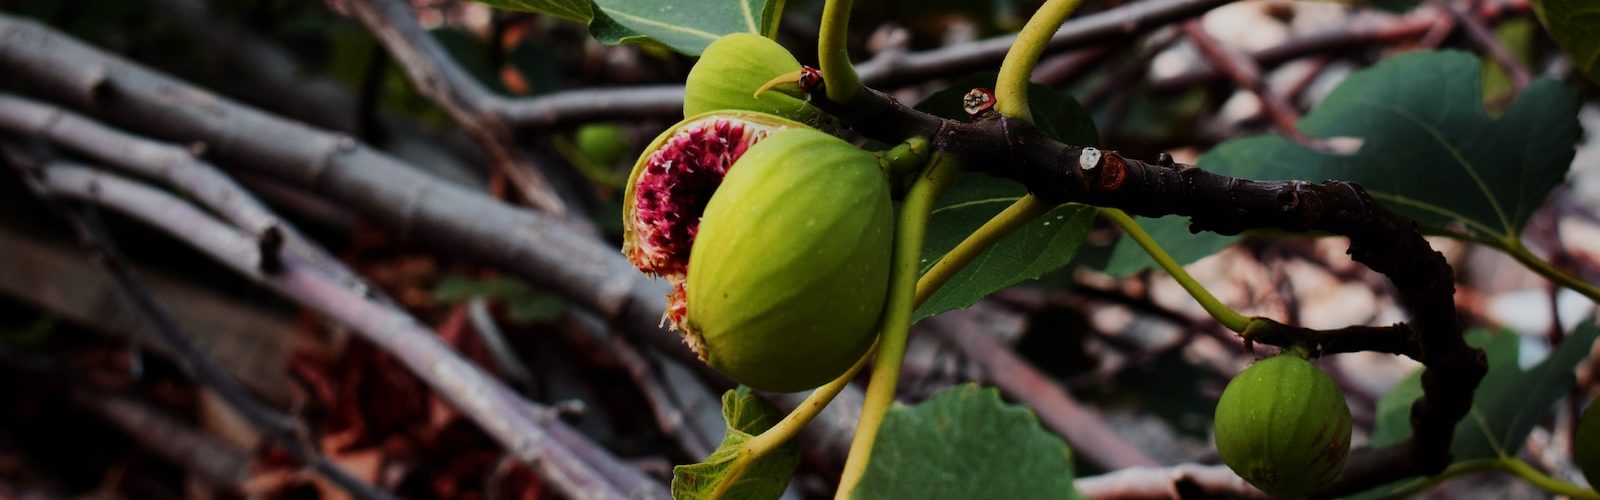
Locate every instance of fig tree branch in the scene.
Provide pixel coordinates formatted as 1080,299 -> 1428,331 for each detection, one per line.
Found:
810,82 -> 1486,496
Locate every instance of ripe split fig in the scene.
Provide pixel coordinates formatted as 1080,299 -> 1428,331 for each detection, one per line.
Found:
684,33 -> 828,125
1578,398 -> 1599,489
623,111 -> 892,392
1213,354 -> 1352,498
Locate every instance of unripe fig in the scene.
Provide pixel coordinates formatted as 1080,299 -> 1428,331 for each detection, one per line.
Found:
1214,354 -> 1352,498
1578,398 -> 1599,489
574,123 -> 628,167
622,111 -> 891,392
684,33 -> 828,125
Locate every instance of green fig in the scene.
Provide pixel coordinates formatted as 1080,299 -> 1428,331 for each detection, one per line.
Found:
1214,354 -> 1353,498
574,123 -> 628,167
683,33 -> 828,126
1579,398 -> 1599,490
621,111 -> 890,392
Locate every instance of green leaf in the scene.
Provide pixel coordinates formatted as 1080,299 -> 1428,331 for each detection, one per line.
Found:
588,0 -> 778,55
1532,0 -> 1600,84
853,384 -> 1084,500
910,75 -> 1099,320
1200,50 -> 1579,244
672,387 -> 801,499
472,0 -> 593,23
1100,215 -> 1239,278
1369,322 -> 1600,459
915,178 -> 1097,320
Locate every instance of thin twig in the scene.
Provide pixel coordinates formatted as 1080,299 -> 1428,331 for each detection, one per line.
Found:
1445,0 -> 1531,91
1181,20 -> 1302,138
346,0 -> 569,214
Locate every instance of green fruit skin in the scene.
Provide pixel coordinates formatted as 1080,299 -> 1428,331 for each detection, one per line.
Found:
575,123 -> 628,167
683,33 -> 827,125
685,127 -> 891,393
1579,398 -> 1600,490
1214,355 -> 1353,498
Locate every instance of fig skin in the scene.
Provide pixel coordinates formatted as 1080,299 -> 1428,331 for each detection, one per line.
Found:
683,33 -> 828,125
684,127 -> 892,392
1213,354 -> 1353,498
1578,398 -> 1599,490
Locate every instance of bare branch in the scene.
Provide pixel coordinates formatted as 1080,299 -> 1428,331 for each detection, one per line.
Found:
10,160 -> 667,499
1,149 -> 393,500
0,14 -> 692,369
1075,464 -> 1267,499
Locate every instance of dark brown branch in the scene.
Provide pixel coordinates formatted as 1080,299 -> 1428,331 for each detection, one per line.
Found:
8,157 -> 666,500
812,81 -> 1484,494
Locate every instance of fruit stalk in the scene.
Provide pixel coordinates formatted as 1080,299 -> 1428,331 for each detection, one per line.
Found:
818,0 -> 862,103
834,152 -> 963,498
994,0 -> 1089,122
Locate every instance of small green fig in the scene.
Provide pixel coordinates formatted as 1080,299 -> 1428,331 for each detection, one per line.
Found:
574,123 -> 628,167
1214,354 -> 1352,498
683,33 -> 828,125
621,111 -> 890,392
1578,398 -> 1599,490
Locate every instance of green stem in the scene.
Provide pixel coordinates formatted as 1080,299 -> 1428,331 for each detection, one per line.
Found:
743,347 -> 873,457
918,194 -> 1054,303
834,153 -> 962,498
1501,239 -> 1600,303
1380,457 -> 1599,500
993,0 -> 1087,122
1099,208 -> 1251,332
1378,459 -> 1501,499
1497,457 -> 1600,499
818,0 -> 861,103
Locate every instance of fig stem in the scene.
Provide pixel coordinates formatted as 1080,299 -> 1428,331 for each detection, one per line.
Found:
994,0 -> 1089,123
818,0 -> 862,103
835,152 -> 963,498
1500,238 -> 1600,303
918,194 -> 1055,302
1384,457 -> 1600,499
1100,207 -> 1252,333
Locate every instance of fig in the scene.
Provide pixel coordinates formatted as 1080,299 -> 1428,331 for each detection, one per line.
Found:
574,123 -> 628,167
622,111 -> 891,392
1214,354 -> 1352,498
683,33 -> 828,125
1579,398 -> 1599,489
